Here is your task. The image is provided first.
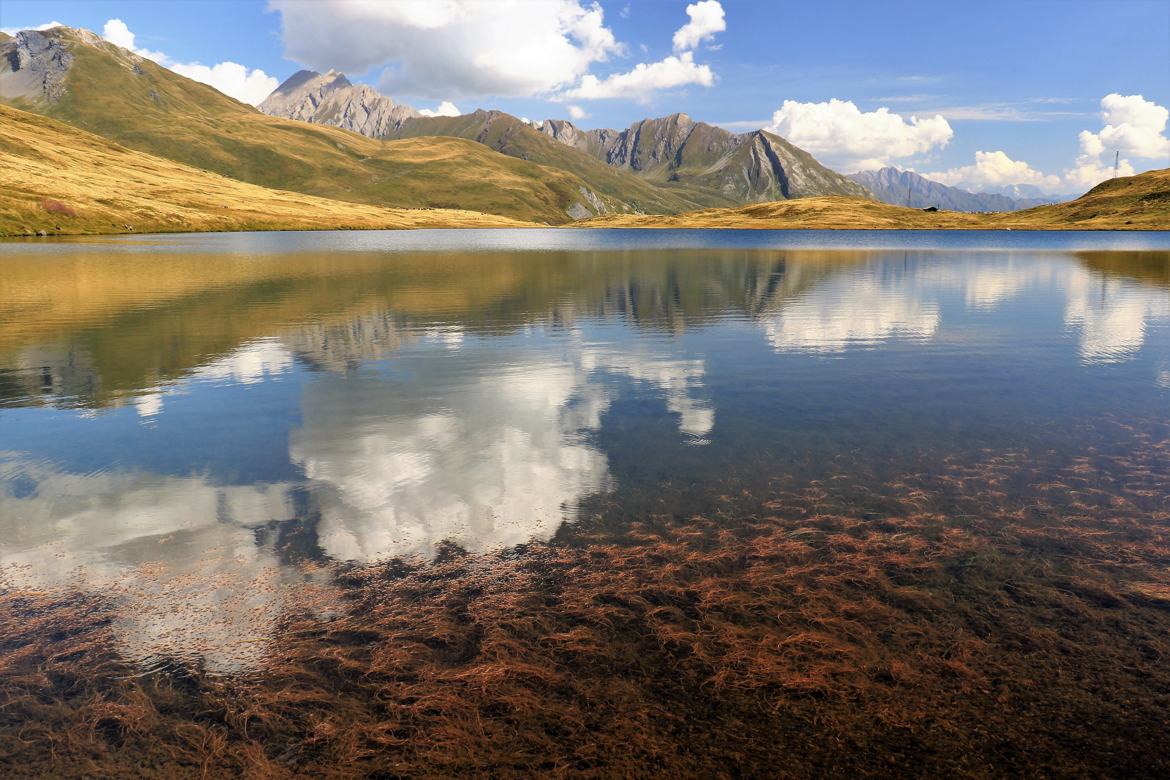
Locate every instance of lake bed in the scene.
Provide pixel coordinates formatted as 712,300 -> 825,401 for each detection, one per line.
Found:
2,229 -> 1169,776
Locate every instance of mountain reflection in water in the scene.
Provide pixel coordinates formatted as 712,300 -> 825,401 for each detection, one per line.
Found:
1,234 -> 1169,671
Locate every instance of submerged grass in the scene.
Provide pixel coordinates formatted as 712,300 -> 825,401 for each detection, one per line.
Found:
2,418 -> 1170,777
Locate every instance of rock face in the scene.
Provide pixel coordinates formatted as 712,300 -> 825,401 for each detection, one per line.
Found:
537,113 -> 873,203
0,28 -> 83,101
377,108 -> 718,215
847,167 -> 1057,212
259,70 -> 420,137
261,68 -> 874,207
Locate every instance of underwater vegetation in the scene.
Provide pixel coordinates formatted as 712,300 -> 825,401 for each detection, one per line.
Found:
1,414 -> 1169,778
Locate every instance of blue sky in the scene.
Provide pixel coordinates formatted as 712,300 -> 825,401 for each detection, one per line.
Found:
3,0 -> 1168,193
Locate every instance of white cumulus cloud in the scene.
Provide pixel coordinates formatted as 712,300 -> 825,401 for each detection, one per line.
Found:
271,0 -> 622,99
1091,93 -> 1170,159
169,61 -> 281,107
100,18 -> 277,106
1,20 -> 64,35
1064,93 -> 1168,190
558,1 -> 722,102
568,104 -> 588,120
101,18 -> 137,50
418,100 -> 462,117
672,0 -> 725,51
1064,138 -> 1137,191
766,98 -> 953,172
925,150 -> 1064,192
560,51 -> 713,100
925,94 -> 1169,195
101,18 -> 176,65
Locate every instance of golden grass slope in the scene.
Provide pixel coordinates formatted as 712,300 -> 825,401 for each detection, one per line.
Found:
0,104 -> 530,236
1,28 -> 644,224
581,168 -> 1170,231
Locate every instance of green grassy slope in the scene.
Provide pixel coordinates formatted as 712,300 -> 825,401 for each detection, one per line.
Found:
384,111 -> 730,212
580,168 -> 1170,230
0,29 -> 628,224
0,103 -> 531,236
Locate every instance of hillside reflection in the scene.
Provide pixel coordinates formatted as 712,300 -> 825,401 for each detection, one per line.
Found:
1,243 -> 1168,670
2,248 -> 1166,410
0,249 -> 843,408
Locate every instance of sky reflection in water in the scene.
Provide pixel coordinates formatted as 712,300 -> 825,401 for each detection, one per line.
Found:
1,230 -> 1168,670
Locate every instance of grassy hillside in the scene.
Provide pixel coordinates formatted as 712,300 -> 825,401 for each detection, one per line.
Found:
383,111 -> 727,213
580,168 -> 1170,230
1022,168 -> 1170,228
0,247 -> 851,407
1,29 -> 628,224
5,87 -> 1163,238
0,104 -> 530,236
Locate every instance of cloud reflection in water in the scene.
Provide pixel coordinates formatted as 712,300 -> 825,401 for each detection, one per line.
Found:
0,457 -> 312,673
2,243 -> 1169,674
291,337 -> 712,563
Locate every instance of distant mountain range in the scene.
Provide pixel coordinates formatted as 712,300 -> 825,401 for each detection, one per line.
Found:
979,182 -> 1063,200
580,167 -> 1170,231
260,69 -> 871,207
847,168 -> 1061,212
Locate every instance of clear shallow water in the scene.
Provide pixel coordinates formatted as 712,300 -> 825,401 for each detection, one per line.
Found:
1,229 -> 1169,672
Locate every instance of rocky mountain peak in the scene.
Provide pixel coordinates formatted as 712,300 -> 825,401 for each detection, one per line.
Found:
534,111 -> 871,202
658,112 -> 693,127
259,68 -> 419,137
539,118 -> 584,146
0,27 -> 77,102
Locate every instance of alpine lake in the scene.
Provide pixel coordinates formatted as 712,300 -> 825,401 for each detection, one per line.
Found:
2,228 -> 1169,777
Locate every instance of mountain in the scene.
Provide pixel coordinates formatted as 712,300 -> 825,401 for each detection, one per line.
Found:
259,69 -> 419,137
536,114 -> 874,203
377,109 -> 726,212
578,167 -> 1170,231
0,27 -> 643,223
259,71 -> 723,213
257,69 -> 870,207
847,167 -> 1056,212
0,103 -> 528,236
978,182 -> 1068,201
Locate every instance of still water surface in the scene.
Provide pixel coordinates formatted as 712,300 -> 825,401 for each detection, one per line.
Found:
2,229 -> 1169,673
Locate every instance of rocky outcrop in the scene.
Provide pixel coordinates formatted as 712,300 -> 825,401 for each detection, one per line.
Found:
0,28 -> 80,101
538,118 -> 587,149
847,167 -> 1058,212
537,113 -> 873,203
259,65 -> 873,208
376,108 -> 713,215
259,70 -> 420,137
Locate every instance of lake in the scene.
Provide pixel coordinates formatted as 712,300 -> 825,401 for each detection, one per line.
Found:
2,229 -> 1170,776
